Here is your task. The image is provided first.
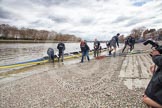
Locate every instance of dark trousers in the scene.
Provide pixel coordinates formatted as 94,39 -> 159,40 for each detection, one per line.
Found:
122,44 -> 133,53
122,44 -> 128,53
58,51 -> 64,62
94,49 -> 99,57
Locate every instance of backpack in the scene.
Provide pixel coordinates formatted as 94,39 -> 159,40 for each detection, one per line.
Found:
47,48 -> 54,55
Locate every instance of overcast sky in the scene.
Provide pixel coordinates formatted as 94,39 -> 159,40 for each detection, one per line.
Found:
0,0 -> 162,40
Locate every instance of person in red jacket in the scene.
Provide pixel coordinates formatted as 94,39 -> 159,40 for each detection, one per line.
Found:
80,40 -> 90,63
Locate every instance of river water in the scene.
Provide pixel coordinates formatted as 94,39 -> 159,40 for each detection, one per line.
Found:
0,42 -> 107,66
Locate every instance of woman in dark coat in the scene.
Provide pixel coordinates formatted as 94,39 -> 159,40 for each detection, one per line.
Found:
142,50 -> 162,108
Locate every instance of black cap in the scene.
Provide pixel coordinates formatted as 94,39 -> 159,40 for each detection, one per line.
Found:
117,33 -> 120,36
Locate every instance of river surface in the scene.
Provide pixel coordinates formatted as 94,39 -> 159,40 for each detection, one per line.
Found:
0,42 -> 107,66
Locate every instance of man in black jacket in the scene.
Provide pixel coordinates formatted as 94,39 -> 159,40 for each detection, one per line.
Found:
57,42 -> 65,62
142,50 -> 162,108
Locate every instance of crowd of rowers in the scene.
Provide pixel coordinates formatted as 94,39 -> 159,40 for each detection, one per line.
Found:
47,33 -> 136,63
79,33 -> 136,62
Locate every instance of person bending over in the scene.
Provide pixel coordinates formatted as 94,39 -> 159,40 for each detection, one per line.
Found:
122,35 -> 134,53
47,48 -> 54,63
109,33 -> 120,57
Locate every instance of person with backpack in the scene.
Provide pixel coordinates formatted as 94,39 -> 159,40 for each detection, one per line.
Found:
94,38 -> 100,57
80,40 -> 90,63
47,48 -> 54,63
57,42 -> 65,62
109,33 -> 120,57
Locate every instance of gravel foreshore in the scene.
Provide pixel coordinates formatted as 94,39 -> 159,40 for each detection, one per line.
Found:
0,42 -> 160,108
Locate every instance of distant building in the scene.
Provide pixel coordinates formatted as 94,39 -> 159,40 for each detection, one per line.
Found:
143,29 -> 160,40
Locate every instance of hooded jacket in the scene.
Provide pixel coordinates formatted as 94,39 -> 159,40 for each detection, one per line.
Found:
145,55 -> 162,105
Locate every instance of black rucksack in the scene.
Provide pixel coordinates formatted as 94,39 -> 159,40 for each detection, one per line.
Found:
47,48 -> 54,55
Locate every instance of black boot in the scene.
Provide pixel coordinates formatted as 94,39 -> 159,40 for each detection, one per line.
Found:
109,51 -> 112,55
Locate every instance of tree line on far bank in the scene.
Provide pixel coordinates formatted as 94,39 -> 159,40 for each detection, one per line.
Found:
0,24 -> 162,43
0,24 -> 81,42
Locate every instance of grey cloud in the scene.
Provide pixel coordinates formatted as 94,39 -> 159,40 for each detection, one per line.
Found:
70,30 -> 84,34
29,20 -> 43,28
154,2 -> 162,9
29,0 -> 94,9
0,7 -> 12,19
153,19 -> 161,24
61,29 -> 84,34
31,20 -> 41,25
112,16 -> 130,23
125,18 -> 143,27
30,20 -> 51,29
29,0 -> 65,6
80,18 -> 95,25
48,16 -> 69,23
29,0 -> 81,7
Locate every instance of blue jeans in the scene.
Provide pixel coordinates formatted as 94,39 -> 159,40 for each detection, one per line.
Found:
81,51 -> 90,62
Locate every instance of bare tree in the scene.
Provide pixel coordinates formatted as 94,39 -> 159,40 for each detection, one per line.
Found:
0,24 -> 81,41
131,26 -> 147,40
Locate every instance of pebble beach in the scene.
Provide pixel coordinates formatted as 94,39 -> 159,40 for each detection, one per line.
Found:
0,42 -> 161,108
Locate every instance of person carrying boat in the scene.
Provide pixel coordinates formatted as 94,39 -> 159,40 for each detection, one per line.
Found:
106,40 -> 112,55
80,40 -> 90,63
131,36 -> 135,50
57,42 -> 65,62
47,48 -> 54,63
122,35 -> 133,53
94,38 -> 100,57
109,33 -> 120,57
